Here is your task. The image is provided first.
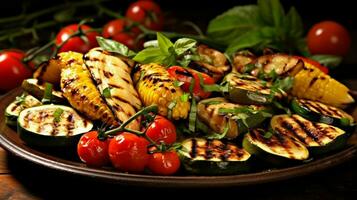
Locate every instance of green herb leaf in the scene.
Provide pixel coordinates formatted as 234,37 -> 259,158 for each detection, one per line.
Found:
157,32 -> 174,55
15,93 -> 27,105
173,38 -> 197,56
173,80 -> 184,87
207,5 -> 263,45
167,100 -> 177,120
53,108 -> 64,123
340,117 -> 351,126
188,98 -> 197,132
202,100 -> 223,105
284,6 -> 303,38
180,93 -> 190,102
97,36 -> 136,58
309,54 -> 342,68
206,122 -> 229,140
133,47 -> 167,64
42,82 -> 53,104
258,0 -> 285,27
103,87 -> 111,98
263,131 -> 273,139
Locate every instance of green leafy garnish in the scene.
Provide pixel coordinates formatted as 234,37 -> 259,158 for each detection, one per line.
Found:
173,80 -> 184,87
188,97 -> 197,132
309,54 -> 342,68
15,93 -> 28,105
42,82 -> 53,104
96,36 -> 136,58
167,100 -> 177,120
263,131 -> 273,139
180,93 -> 190,102
133,32 -> 198,67
207,0 -> 307,55
206,122 -> 230,140
340,117 -> 351,126
53,108 -> 64,123
103,87 -> 111,98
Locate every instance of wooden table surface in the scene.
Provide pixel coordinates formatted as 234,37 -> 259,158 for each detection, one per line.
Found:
1,80 -> 357,199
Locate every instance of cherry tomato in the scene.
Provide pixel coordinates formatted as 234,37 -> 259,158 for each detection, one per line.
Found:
307,21 -> 351,56
146,115 -> 176,145
294,56 -> 329,74
126,1 -> 164,31
77,131 -> 110,167
102,19 -> 141,50
55,24 -> 99,53
108,132 -> 149,173
147,151 -> 181,175
0,49 -> 32,92
167,66 -> 215,99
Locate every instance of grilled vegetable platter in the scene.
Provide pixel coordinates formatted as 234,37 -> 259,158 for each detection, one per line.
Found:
2,0 -> 356,177
4,33 -> 356,176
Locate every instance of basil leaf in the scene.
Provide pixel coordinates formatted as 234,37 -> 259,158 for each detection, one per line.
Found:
206,123 -> 229,140
173,80 -> 184,87
167,101 -> 177,120
53,108 -> 64,123
258,0 -> 285,27
103,87 -> 111,98
173,38 -> 197,56
133,47 -> 167,64
157,32 -> 174,55
180,93 -> 190,102
96,36 -> 136,58
284,7 -> 303,38
207,5 -> 263,45
42,82 -> 53,104
309,54 -> 342,68
263,131 -> 273,139
188,98 -> 197,132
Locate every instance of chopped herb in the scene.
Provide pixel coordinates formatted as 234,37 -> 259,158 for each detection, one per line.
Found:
103,87 -> 111,98
188,97 -> 197,132
202,100 -> 223,105
53,108 -> 64,123
242,63 -> 256,73
206,122 -> 229,139
180,93 -> 190,102
42,82 -> 53,104
263,131 -> 273,139
340,117 -> 351,126
173,80 -> 184,87
15,93 -> 27,105
189,76 -> 196,94
167,100 -> 177,120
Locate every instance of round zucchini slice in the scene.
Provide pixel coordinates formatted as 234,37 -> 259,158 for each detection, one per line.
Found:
223,73 -> 282,105
243,129 -> 309,165
271,114 -> 350,155
17,105 -> 93,147
291,98 -> 356,131
180,138 -> 251,175
5,94 -> 41,126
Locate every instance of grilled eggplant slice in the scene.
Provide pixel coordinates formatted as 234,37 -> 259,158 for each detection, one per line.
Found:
17,105 -> 93,147
60,52 -> 117,126
22,78 -> 65,103
180,138 -> 251,175
5,94 -> 41,126
84,48 -> 142,130
243,128 -> 309,165
223,73 -> 283,105
197,97 -> 272,139
132,63 -> 190,120
271,114 -> 349,155
291,98 -> 355,131
191,44 -> 230,82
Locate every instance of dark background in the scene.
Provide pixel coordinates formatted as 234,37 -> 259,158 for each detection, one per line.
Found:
0,0 -> 356,74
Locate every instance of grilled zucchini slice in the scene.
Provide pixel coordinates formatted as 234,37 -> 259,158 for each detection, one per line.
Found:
5,94 -> 41,126
180,138 -> 251,175
17,105 -> 93,147
197,97 -> 272,139
22,78 -> 65,103
243,128 -> 309,165
271,114 -> 349,155
223,73 -> 282,105
291,98 -> 355,131
84,48 -> 142,130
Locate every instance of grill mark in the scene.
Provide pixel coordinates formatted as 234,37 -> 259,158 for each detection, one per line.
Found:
66,59 -> 75,65
176,70 -> 193,77
112,96 -> 134,108
66,114 -> 74,136
108,83 -> 124,90
205,140 -> 213,159
61,77 -> 76,89
190,139 -> 197,158
309,77 -> 318,87
70,88 -> 79,96
89,57 -> 103,62
122,76 -> 131,84
280,120 -> 307,145
291,115 -> 323,145
103,70 -> 114,78
303,100 -> 343,118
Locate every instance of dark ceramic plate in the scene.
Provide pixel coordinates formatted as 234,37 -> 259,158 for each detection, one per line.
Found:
1,88 -> 357,188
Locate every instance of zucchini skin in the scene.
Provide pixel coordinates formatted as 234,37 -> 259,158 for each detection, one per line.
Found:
291,98 -> 356,132
22,79 -> 65,104
179,138 -> 251,175
243,129 -> 309,166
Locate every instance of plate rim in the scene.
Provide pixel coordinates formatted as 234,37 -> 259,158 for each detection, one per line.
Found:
1,87 -> 357,188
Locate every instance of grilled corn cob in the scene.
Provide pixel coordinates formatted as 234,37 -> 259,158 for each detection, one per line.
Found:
60,51 -> 117,126
291,64 -> 354,108
84,48 -> 141,130
132,63 -> 190,120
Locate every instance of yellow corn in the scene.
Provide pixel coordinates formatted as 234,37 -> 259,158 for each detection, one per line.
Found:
133,63 -> 190,119
291,63 -> 354,108
60,52 -> 117,126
